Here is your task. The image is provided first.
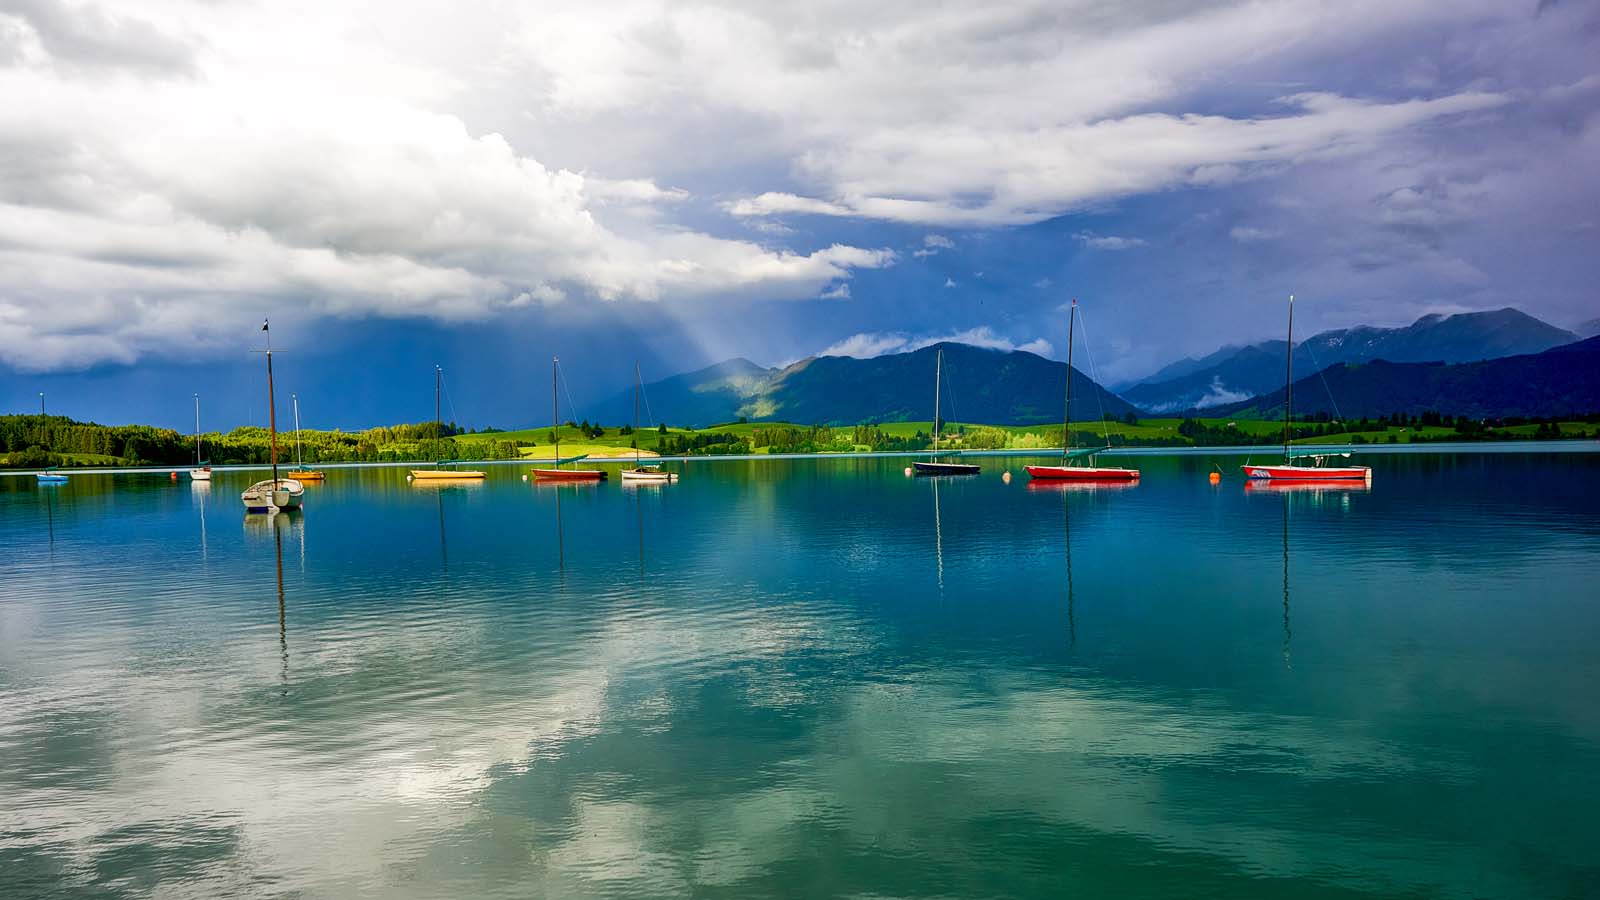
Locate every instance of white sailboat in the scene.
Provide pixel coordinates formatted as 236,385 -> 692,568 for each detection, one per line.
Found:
621,363 -> 677,483
241,319 -> 305,512
410,366 -> 486,481
189,393 -> 212,480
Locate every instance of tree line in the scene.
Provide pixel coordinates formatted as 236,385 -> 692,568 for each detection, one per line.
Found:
0,415 -> 520,468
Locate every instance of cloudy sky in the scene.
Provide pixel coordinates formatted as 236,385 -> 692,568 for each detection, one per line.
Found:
2,0 -> 1597,428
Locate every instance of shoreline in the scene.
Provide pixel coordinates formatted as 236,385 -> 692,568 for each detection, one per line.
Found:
4,439 -> 1596,477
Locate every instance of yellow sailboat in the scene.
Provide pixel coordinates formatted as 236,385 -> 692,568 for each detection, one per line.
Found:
286,393 -> 325,481
409,366 -> 485,481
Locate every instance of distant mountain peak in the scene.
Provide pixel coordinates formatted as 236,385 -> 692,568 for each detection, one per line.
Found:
1124,306 -> 1577,414
593,340 -> 1134,427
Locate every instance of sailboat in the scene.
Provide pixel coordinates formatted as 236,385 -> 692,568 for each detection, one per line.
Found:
189,393 -> 212,481
912,346 -> 981,476
532,356 -> 607,481
1026,299 -> 1139,482
621,363 -> 677,483
1241,295 -> 1372,483
241,319 -> 305,512
410,366 -> 486,481
286,394 -> 325,481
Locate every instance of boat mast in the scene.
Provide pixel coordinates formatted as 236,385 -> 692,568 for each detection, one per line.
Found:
1282,294 -> 1294,459
552,356 -> 560,470
194,393 -> 201,466
292,394 -> 303,467
634,362 -> 641,467
435,365 -> 443,464
265,321 -> 279,486
932,347 -> 942,455
1064,299 -> 1076,458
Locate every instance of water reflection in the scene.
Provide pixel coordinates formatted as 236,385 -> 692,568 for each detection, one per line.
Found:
1065,487 -> 1075,648
1282,493 -> 1292,668
1,453 -> 1597,899
244,510 -> 301,695
43,482 -> 55,547
1244,479 -> 1373,669
931,475 -> 944,593
192,479 -> 209,561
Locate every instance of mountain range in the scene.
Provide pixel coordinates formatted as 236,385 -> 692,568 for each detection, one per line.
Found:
1214,335 -> 1600,420
592,343 -> 1137,428
1120,308 -> 1579,413
586,305 -> 1594,428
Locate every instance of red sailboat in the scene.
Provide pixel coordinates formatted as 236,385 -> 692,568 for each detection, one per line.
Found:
532,356 -> 607,482
1026,299 -> 1139,483
1241,295 -> 1372,484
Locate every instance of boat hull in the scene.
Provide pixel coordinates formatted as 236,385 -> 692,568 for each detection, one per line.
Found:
188,467 -> 212,481
913,461 -> 981,476
1025,465 -> 1139,482
1241,464 -> 1372,481
241,478 -> 305,512
531,468 -> 607,481
620,468 -> 676,482
35,473 -> 69,484
409,469 -> 486,480
287,470 -> 325,481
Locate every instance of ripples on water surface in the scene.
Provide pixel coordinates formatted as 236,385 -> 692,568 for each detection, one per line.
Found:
3,451 -> 1599,899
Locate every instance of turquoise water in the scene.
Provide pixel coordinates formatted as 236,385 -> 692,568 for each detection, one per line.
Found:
2,452 -> 1598,899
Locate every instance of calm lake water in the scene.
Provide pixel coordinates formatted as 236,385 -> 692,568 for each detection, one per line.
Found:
3,451 -> 1599,899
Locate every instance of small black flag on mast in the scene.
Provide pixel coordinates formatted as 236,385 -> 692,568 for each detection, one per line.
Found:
261,319 -> 269,332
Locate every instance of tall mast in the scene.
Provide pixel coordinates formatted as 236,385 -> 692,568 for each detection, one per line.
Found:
194,394 -> 201,465
1282,294 -> 1294,458
932,347 -> 942,454
265,322 -> 279,485
292,394 -> 303,467
1064,298 -> 1076,457
435,365 -> 442,464
634,362 -> 641,467
552,356 -> 560,470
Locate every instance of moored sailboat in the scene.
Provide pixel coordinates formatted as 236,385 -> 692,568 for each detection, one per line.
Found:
1026,299 -> 1139,483
532,357 -> 607,482
241,319 -> 305,512
410,366 -> 486,481
1241,295 -> 1372,483
286,393 -> 325,481
189,393 -> 212,481
620,363 -> 677,483
912,347 -> 980,476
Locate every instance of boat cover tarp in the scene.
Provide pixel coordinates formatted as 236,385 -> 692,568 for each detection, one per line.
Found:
1286,447 -> 1355,459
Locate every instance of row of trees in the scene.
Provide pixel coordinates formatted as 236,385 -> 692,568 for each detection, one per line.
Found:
655,431 -> 748,456
0,414 -> 507,468
6,409 -> 1596,467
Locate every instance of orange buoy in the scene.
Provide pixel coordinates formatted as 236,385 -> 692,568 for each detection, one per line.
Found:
170,471 -> 178,481
1209,471 -> 1221,484
1001,470 -> 1012,484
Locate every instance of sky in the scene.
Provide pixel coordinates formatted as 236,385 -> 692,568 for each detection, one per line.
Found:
1,0 -> 1597,430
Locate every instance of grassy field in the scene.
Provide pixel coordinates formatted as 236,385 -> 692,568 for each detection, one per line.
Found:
54,452 -> 124,466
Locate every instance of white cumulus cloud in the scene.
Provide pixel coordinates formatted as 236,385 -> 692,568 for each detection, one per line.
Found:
1075,232 -> 1148,251
819,326 -> 1052,359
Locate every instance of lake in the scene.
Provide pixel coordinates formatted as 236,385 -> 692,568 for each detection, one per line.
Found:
3,450 -> 1599,899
